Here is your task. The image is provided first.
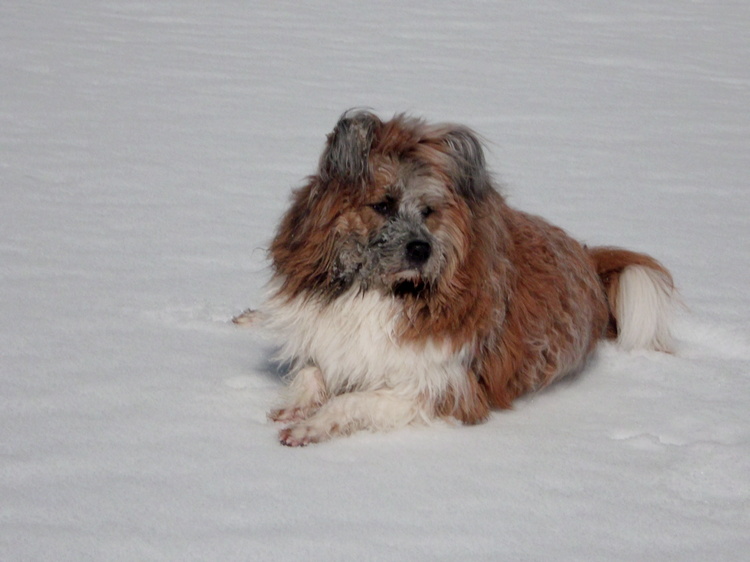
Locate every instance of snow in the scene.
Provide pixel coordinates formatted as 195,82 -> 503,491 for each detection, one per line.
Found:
2,1 -> 749,559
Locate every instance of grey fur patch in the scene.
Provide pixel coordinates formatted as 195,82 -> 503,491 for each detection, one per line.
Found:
442,127 -> 492,200
319,110 -> 380,183
366,211 -> 441,287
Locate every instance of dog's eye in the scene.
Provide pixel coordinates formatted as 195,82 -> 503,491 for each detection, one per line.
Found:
369,197 -> 397,217
421,206 -> 434,219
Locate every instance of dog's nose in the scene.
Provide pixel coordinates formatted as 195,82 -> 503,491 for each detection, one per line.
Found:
405,240 -> 431,265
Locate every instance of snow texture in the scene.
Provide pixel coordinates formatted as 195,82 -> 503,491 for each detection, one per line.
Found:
2,1 -> 749,560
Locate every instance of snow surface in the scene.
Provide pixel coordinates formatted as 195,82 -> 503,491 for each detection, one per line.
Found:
2,1 -> 749,560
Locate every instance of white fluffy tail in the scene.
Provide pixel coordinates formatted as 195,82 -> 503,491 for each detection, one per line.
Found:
615,265 -> 675,352
588,246 -> 677,353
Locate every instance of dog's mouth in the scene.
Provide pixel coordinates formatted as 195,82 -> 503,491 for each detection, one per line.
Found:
388,270 -> 429,298
392,279 -> 428,298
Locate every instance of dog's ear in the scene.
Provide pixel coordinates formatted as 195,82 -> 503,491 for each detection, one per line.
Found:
441,127 -> 492,201
319,110 -> 380,183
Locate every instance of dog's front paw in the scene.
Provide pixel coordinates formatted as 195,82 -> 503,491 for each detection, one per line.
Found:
278,423 -> 334,447
268,407 -> 311,424
231,308 -> 261,325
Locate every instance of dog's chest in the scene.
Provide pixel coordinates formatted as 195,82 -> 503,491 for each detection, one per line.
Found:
266,288 -> 466,395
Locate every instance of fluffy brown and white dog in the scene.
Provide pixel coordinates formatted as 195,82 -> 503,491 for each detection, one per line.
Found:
238,110 -> 676,447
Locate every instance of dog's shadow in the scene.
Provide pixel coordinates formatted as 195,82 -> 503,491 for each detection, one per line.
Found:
254,348 -> 290,385
230,308 -> 289,384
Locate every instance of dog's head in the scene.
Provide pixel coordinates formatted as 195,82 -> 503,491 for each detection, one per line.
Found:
270,110 -> 496,302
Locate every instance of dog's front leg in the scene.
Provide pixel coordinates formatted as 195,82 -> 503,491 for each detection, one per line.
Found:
278,390 -> 421,447
269,365 -> 328,423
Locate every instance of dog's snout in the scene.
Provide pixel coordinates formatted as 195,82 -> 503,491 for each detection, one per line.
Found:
405,240 -> 431,265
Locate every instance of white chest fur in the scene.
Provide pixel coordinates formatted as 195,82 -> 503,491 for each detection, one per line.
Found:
263,286 -> 470,402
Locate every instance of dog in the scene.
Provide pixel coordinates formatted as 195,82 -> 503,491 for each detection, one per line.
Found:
238,110 -> 676,447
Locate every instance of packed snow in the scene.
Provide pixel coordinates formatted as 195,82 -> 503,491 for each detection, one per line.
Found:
2,1 -> 748,560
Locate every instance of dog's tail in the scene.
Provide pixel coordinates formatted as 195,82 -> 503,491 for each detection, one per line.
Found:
588,247 -> 677,352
